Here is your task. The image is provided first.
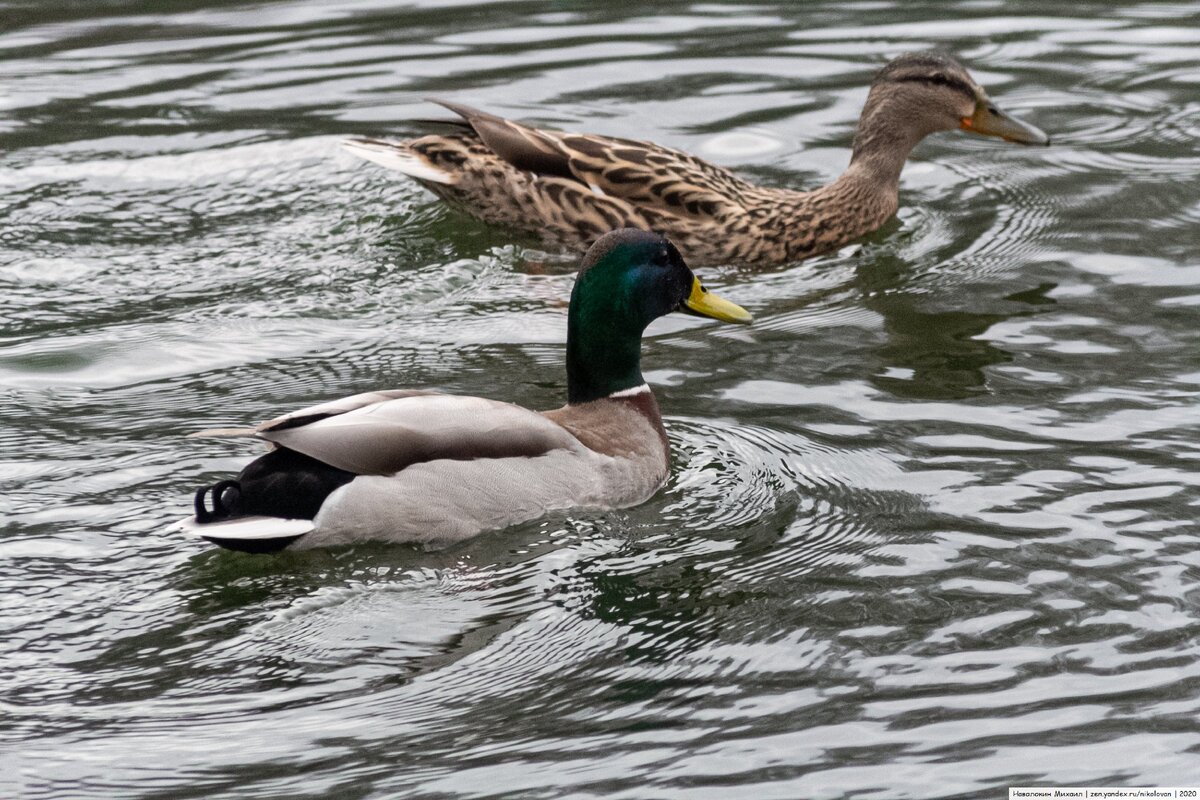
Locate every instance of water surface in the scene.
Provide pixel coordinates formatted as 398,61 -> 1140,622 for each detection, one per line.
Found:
3,1 -> 1200,797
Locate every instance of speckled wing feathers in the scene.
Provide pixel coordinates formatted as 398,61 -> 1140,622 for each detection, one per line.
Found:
431,99 -> 576,180
431,102 -> 765,249
558,132 -> 755,215
433,100 -> 753,217
400,128 -> 651,242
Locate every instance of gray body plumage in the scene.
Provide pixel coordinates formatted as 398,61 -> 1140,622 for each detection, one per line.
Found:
193,389 -> 669,549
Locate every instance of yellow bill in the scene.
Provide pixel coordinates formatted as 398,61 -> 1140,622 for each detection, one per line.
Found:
682,277 -> 753,324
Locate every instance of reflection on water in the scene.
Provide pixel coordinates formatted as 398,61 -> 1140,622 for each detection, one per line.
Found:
866,288 -> 1041,400
2,1 -> 1200,798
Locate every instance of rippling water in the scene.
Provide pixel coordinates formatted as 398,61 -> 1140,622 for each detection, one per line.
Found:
3,1 -> 1200,797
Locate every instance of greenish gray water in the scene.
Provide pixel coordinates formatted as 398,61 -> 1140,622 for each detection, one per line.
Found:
2,2 -> 1199,797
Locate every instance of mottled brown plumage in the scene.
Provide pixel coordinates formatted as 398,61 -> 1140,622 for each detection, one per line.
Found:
344,52 -> 1047,267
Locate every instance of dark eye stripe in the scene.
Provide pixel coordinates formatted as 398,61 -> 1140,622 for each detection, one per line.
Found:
891,73 -> 976,101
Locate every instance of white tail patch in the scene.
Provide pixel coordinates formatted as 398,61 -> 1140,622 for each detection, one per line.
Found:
341,139 -> 456,185
173,515 -> 315,540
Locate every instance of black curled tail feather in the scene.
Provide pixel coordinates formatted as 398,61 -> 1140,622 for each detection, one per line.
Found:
194,479 -> 242,523
191,448 -> 356,525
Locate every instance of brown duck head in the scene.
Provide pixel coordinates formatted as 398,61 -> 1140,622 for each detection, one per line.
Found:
851,51 -> 1048,168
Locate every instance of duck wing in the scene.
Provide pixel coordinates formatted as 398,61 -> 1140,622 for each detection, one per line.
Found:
430,100 -> 759,222
431,100 -> 577,181
253,392 -> 583,476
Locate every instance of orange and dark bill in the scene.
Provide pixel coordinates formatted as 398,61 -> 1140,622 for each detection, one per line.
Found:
961,100 -> 1049,145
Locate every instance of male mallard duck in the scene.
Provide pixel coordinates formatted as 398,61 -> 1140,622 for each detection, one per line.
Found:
343,51 -> 1048,267
179,230 -> 751,553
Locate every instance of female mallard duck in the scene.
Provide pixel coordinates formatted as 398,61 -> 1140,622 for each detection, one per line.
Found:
180,230 -> 751,553
344,51 -> 1047,267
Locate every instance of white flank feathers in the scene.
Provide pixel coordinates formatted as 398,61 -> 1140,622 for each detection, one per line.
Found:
340,139 -> 456,185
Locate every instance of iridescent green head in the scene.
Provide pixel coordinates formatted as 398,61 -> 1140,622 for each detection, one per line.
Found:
566,230 -> 751,405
